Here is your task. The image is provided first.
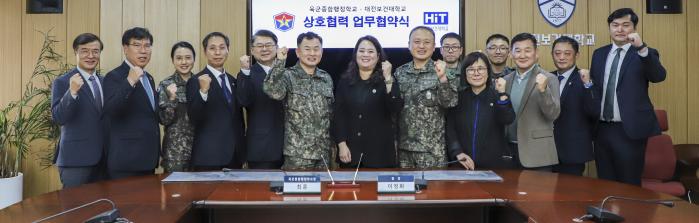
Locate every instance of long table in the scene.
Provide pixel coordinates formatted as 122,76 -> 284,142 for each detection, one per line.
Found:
1,169 -> 697,223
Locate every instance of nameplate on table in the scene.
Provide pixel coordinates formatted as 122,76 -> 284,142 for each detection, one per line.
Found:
377,175 -> 415,194
283,176 -> 321,194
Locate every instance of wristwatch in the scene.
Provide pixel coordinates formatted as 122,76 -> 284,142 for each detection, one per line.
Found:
636,42 -> 647,50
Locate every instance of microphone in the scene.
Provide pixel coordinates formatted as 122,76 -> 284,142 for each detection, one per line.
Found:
351,153 -> 364,185
32,198 -> 122,223
320,154 -> 336,185
416,159 -> 466,191
583,196 -> 675,222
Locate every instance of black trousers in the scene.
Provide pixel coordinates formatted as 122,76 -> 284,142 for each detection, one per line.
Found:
59,166 -> 101,188
594,122 -> 647,186
553,163 -> 586,176
247,160 -> 284,169
107,169 -> 153,180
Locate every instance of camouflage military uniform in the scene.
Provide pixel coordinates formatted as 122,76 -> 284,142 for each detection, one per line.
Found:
395,59 -> 459,168
158,73 -> 194,172
263,59 -> 334,170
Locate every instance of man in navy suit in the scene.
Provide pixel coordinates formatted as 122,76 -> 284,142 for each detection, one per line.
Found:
550,36 -> 600,176
591,8 -> 666,185
237,30 -> 284,169
187,32 -> 245,171
51,33 -> 106,188
103,27 -> 160,179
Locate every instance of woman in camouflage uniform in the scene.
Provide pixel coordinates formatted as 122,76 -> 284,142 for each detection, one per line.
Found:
158,41 -> 196,172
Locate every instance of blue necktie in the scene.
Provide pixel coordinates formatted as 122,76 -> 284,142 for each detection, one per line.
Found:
219,74 -> 232,104
141,74 -> 156,110
557,75 -> 565,82
88,75 -> 102,113
603,48 -> 623,121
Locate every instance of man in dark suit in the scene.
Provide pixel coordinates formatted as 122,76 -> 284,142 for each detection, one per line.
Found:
51,33 -> 106,188
102,27 -> 160,179
591,8 -> 666,185
550,36 -> 600,176
237,30 -> 284,169
187,32 -> 245,171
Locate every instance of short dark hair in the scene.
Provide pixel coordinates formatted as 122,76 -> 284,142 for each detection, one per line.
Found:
296,32 -> 323,46
440,32 -> 463,47
409,26 -> 435,41
551,36 -> 579,54
251,29 -> 278,45
511,32 -> 538,49
486,34 -> 509,45
170,41 -> 196,61
460,52 -> 493,89
72,33 -> 103,52
203,32 -> 230,48
608,8 -> 639,28
121,27 -> 153,46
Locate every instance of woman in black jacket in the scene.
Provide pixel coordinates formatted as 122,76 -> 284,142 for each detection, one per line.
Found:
333,36 -> 402,168
446,52 -> 515,169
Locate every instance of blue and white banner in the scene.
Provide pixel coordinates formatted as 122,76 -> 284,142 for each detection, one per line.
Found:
251,0 -> 461,48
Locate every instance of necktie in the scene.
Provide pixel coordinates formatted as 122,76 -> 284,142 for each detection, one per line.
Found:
603,48 -> 623,121
141,74 -> 156,110
219,74 -> 232,104
88,75 -> 102,113
557,75 -> 565,82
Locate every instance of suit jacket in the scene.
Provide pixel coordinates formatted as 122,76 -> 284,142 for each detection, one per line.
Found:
103,62 -> 160,171
552,67 -> 599,164
51,68 -> 105,167
332,74 -> 402,168
504,65 -> 560,167
187,67 -> 245,166
446,87 -> 515,169
590,45 -> 666,139
236,64 -> 284,162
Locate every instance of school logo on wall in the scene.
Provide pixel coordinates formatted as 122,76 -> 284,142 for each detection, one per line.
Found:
274,12 -> 295,32
538,0 -> 575,28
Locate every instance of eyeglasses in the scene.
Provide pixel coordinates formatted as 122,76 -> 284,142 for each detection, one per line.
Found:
466,67 -> 488,75
129,43 -> 153,51
486,46 -> 509,52
253,44 -> 277,49
442,46 -> 462,52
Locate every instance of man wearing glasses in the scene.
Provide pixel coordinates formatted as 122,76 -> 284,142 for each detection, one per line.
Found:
439,32 -> 464,72
103,27 -> 160,179
51,33 -> 107,187
237,30 -> 285,169
485,34 -> 514,78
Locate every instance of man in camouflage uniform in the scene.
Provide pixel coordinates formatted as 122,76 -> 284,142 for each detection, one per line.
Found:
263,32 -> 334,170
396,26 -> 459,169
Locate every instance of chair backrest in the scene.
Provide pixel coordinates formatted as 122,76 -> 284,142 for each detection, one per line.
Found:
642,109 -> 675,180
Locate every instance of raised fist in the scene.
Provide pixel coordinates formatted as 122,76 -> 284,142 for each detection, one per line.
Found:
166,83 -> 177,100
277,47 -> 288,61
381,61 -> 392,80
198,75 -> 212,93
627,33 -> 643,48
579,69 -> 591,84
69,73 -> 84,95
240,55 -> 251,70
434,60 -> 447,82
495,78 -> 507,93
535,73 -> 548,93
127,66 -> 144,86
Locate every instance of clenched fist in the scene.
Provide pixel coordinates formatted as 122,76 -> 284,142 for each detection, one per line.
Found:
240,55 -> 251,70
277,47 -> 288,61
166,83 -> 177,101
69,73 -> 84,95
579,69 -> 591,84
495,77 -> 507,93
434,60 -> 447,83
198,75 -> 212,94
627,33 -> 643,48
535,73 -> 549,93
381,61 -> 392,80
127,66 -> 144,86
